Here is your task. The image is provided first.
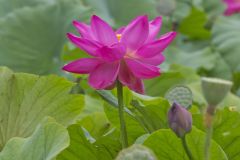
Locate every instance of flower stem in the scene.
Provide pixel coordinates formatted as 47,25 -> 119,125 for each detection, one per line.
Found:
181,135 -> 194,160
116,81 -> 128,148
204,106 -> 215,160
204,125 -> 213,160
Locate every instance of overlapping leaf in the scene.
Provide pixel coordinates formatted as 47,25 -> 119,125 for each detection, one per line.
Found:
0,118 -> 69,160
57,124 -> 121,160
0,67 -> 83,149
193,108 -> 240,160
144,127 -> 228,160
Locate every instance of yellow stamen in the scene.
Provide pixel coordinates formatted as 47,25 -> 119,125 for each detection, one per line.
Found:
116,34 -> 122,41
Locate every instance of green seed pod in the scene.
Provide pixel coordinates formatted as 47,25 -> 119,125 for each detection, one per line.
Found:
115,145 -> 157,160
201,77 -> 232,106
165,85 -> 193,109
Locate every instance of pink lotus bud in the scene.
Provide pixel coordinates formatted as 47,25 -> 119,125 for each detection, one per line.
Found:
168,102 -> 192,137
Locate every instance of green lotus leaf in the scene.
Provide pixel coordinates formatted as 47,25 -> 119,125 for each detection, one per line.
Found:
0,67 -> 83,149
144,127 -> 228,160
0,117 -> 69,160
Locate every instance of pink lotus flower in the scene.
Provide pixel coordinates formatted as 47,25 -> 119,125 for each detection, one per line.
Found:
63,15 -> 176,94
223,0 -> 240,16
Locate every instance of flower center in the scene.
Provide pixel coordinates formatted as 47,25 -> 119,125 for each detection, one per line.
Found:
116,33 -> 137,58
116,34 -> 122,41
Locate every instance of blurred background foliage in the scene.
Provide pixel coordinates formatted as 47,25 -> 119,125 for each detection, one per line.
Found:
0,0 -> 240,103
0,0 -> 240,159
0,0 -> 239,100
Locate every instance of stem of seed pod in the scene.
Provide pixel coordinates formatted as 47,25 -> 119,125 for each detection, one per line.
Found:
117,81 -> 128,148
181,135 -> 194,160
204,106 -> 215,160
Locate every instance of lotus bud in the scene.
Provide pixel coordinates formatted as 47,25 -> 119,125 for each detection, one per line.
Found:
168,102 -> 192,138
201,77 -> 232,107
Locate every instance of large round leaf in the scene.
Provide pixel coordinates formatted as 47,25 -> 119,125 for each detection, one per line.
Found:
57,124 -> 121,160
104,103 -> 146,144
212,15 -> 240,72
165,47 -> 217,71
0,118 -> 69,160
143,127 -> 228,160
193,108 -> 240,160
0,67 -> 83,149
0,0 -> 54,17
0,0 -> 91,74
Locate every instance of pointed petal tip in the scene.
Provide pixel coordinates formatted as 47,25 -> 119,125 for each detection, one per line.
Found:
91,15 -> 117,45
62,58 -> 102,74
141,14 -> 148,18
72,20 -> 78,25
121,15 -> 149,50
62,64 -> 70,72
91,15 -> 102,25
141,15 -> 148,21
66,32 -> 75,38
62,63 -> 77,72
152,16 -> 162,22
66,33 -> 80,42
132,15 -> 149,23
156,16 -> 162,20
170,31 -> 177,40
66,33 -> 73,41
160,31 -> 177,41
62,65 -> 66,71
91,15 -> 102,22
92,14 -> 99,18
171,31 -> 177,36
150,16 -> 162,26
72,20 -> 84,27
165,31 -> 177,37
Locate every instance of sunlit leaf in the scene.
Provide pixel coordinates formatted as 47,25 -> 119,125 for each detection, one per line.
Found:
57,124 -> 121,160
0,67 -> 83,149
144,127 -> 228,160
193,108 -> 240,159
104,103 -> 146,144
0,117 -> 69,160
